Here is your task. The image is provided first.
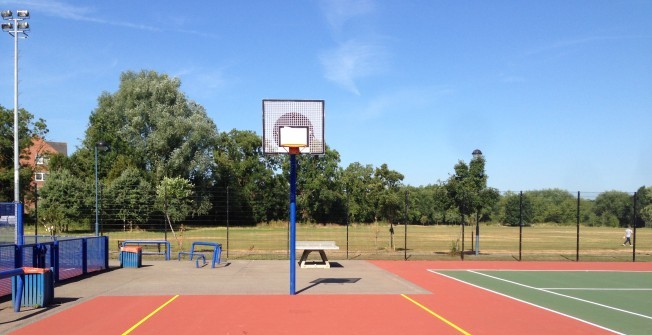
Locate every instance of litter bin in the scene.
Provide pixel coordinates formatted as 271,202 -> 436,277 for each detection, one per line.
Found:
120,246 -> 142,268
12,267 -> 54,308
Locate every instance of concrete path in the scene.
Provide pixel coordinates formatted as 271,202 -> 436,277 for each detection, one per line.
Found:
0,259 -> 428,333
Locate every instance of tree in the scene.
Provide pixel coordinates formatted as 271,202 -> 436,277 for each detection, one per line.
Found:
105,167 -> 153,231
341,162 -> 375,223
0,106 -> 48,202
502,192 -> 534,226
594,191 -> 633,227
445,155 -> 488,223
635,186 -> 651,227
526,189 -> 576,224
294,146 -> 345,223
372,164 -> 404,223
156,177 -> 198,236
214,129 -> 286,225
83,70 -> 218,212
38,169 -> 92,233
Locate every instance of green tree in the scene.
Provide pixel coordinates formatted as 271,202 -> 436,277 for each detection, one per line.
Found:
635,186 -> 651,227
38,169 -> 92,233
372,163 -> 404,223
502,192 -> 534,226
445,155 -> 488,223
526,189 -> 576,224
594,191 -> 633,227
0,106 -> 48,202
341,162 -> 375,223
295,146 -> 344,223
156,177 -> 199,235
214,129 -> 286,225
105,167 -> 153,231
83,70 -> 218,212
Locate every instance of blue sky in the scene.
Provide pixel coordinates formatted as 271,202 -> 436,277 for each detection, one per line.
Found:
0,0 -> 650,193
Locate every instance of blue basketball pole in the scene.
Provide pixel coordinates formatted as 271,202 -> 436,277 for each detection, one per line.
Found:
289,154 -> 297,295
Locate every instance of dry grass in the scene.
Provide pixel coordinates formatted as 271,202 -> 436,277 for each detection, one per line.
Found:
87,223 -> 652,262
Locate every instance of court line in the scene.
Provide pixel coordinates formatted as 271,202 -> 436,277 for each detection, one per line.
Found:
429,270 -> 624,335
121,295 -> 180,335
401,294 -> 471,335
469,270 -> 652,321
542,288 -> 652,291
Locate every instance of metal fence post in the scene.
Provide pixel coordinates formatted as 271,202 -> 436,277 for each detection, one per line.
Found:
518,191 -> 523,261
633,192 -> 637,262
576,191 -> 580,262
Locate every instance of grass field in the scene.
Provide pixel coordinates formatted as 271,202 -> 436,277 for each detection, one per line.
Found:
67,223 -> 652,262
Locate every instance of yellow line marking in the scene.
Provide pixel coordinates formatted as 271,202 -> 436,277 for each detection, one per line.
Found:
401,294 -> 471,335
121,295 -> 180,335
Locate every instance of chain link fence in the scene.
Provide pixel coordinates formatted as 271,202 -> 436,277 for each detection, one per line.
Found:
12,187 -> 651,262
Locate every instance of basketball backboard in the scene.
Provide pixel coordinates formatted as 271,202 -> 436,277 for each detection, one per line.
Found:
262,99 -> 325,155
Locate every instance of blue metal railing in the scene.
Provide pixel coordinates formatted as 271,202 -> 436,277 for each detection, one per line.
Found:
0,236 -> 109,297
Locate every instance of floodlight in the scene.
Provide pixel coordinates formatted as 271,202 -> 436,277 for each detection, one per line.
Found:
96,141 -> 110,152
1,22 -> 12,31
16,10 -> 29,18
17,21 -> 28,30
472,149 -> 483,159
1,10 -> 12,19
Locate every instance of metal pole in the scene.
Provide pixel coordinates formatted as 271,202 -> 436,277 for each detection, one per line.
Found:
576,191 -> 580,262
404,190 -> 408,261
289,154 -> 297,295
519,191 -> 523,261
34,183 -> 38,240
226,185 -> 230,259
461,215 -> 465,261
633,192 -> 637,262
475,211 -> 479,256
94,146 -> 99,236
13,20 -> 19,203
345,188 -> 349,260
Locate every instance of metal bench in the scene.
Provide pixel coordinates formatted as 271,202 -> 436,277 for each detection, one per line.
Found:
184,241 -> 222,268
296,241 -> 339,268
121,240 -> 171,260
178,251 -> 207,268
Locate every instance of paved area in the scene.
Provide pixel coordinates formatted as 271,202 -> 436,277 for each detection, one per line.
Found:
0,259 -> 429,333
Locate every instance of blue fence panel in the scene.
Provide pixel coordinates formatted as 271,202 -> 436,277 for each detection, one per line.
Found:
0,245 -> 17,297
0,236 -> 108,298
56,239 -> 84,281
86,237 -> 106,273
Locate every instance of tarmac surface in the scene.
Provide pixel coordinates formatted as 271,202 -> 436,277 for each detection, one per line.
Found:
0,259 -> 429,334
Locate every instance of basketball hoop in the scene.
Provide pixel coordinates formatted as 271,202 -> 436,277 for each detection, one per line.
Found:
262,100 -> 324,155
261,99 -> 325,295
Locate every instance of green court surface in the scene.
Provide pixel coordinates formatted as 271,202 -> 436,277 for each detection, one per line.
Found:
431,269 -> 652,335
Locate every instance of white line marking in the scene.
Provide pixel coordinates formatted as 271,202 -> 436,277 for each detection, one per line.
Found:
429,270 -> 625,335
543,288 -> 652,291
468,270 -> 652,321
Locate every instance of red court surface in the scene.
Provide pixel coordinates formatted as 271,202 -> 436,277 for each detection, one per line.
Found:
7,261 -> 652,334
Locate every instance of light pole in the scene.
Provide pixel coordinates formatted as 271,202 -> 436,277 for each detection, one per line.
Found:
95,142 -> 109,236
1,9 -> 30,203
472,149 -> 483,256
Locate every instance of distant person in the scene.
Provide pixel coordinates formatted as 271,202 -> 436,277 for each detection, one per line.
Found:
623,226 -> 633,246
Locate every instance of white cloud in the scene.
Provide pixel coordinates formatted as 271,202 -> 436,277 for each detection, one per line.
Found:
320,0 -> 375,32
15,0 -> 215,37
320,39 -> 387,95
362,86 -> 454,119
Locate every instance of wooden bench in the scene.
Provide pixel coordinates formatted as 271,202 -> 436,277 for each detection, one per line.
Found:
296,241 -> 339,268
121,240 -> 171,260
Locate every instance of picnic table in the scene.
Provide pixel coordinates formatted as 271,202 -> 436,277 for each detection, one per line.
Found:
296,241 -> 339,268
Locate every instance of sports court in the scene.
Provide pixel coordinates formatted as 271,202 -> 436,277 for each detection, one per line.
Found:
2,260 -> 651,334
